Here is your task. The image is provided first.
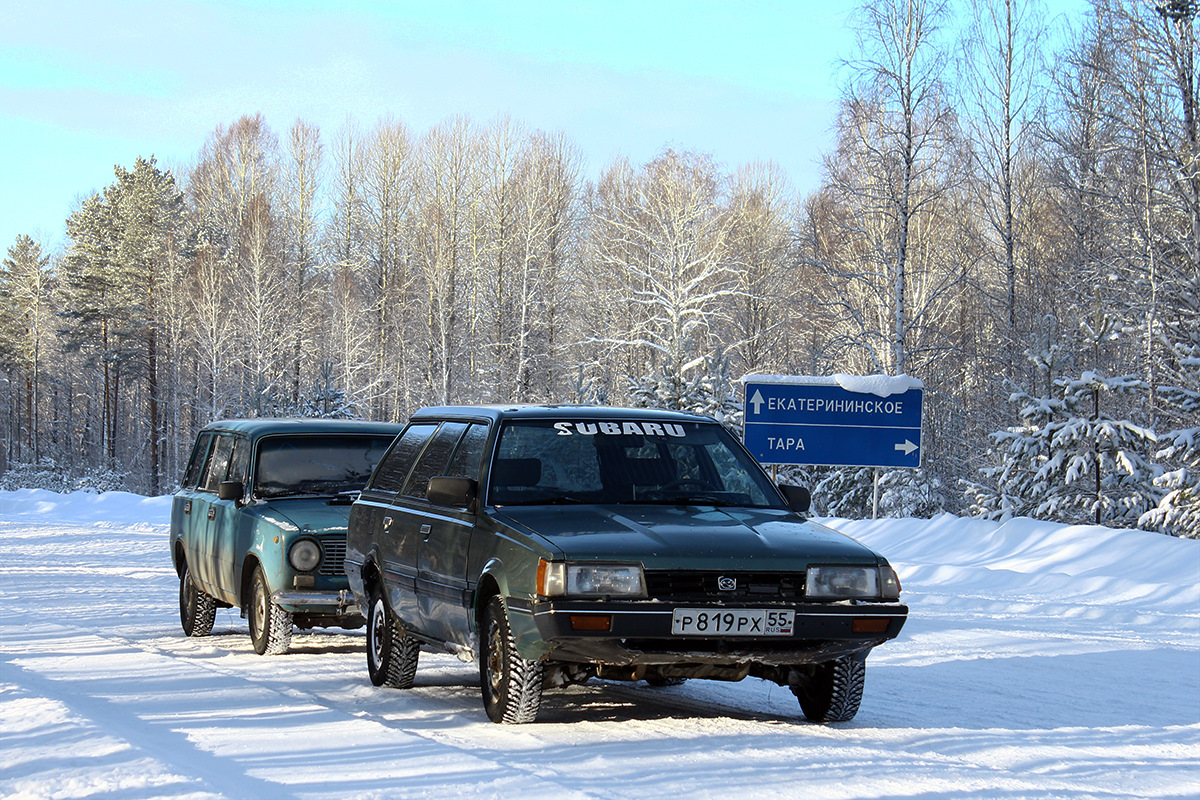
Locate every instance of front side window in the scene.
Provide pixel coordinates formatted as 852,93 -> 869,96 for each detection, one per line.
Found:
403,422 -> 469,499
227,436 -> 250,485
254,435 -> 396,499
444,423 -> 489,480
183,432 -> 214,488
200,435 -> 235,493
370,423 -> 437,493
489,420 -> 781,508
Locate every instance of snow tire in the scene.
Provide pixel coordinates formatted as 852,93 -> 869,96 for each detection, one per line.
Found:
793,655 -> 866,723
248,565 -> 293,656
179,563 -> 216,637
367,586 -> 419,689
480,595 -> 544,724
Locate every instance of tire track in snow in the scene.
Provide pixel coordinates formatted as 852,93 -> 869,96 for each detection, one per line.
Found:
2,612 -> 603,799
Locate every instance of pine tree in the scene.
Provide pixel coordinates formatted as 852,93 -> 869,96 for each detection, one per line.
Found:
1141,274 -> 1200,537
0,235 -> 53,465
60,157 -> 185,491
974,370 -> 1161,527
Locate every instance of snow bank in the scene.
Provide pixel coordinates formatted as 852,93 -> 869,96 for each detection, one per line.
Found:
0,488 -> 172,526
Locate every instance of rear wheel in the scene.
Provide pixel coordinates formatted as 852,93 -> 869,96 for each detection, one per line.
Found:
179,564 -> 216,637
793,655 -> 866,723
366,586 -> 419,688
248,566 -> 293,655
480,595 -> 544,724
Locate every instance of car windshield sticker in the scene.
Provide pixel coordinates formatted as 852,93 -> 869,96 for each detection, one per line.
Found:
553,421 -> 686,437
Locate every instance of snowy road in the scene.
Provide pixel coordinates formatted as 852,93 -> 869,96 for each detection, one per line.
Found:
1,490 -> 1198,799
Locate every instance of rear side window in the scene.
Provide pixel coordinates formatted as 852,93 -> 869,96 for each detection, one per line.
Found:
370,423 -> 437,493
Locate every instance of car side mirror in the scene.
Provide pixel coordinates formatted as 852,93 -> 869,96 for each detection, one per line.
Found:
428,476 -> 478,510
778,484 -> 811,514
218,480 -> 244,503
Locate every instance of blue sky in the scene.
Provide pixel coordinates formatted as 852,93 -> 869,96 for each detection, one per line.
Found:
1,0 -> 1087,255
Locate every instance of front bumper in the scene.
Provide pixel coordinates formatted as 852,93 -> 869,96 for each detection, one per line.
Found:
519,598 -> 908,666
271,588 -> 359,614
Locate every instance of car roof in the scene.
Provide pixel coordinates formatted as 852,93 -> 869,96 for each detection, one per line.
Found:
410,404 -> 715,424
198,418 -> 404,437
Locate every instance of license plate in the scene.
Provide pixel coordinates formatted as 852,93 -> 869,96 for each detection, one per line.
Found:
671,608 -> 794,636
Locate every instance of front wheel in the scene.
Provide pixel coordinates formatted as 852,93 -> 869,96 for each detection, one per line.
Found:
179,563 -> 216,637
480,595 -> 544,724
248,566 -> 293,655
366,586 -> 419,688
792,655 -> 866,723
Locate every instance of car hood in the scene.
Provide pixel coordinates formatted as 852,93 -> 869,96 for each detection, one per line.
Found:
249,498 -> 353,535
492,504 -> 883,571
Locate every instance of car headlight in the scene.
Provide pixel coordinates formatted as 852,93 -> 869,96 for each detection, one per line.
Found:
806,565 -> 882,599
538,560 -> 646,598
288,539 -> 321,572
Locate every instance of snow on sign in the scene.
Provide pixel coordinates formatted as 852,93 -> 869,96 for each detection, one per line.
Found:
742,374 -> 924,468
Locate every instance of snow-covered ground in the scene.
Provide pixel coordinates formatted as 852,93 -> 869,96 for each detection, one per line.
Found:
1,488 -> 1197,799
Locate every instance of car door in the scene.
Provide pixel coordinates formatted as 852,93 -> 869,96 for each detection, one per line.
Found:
184,433 -> 233,595
211,434 -> 251,599
368,422 -> 438,626
415,422 -> 489,647
394,421 -> 481,643
173,431 -> 214,584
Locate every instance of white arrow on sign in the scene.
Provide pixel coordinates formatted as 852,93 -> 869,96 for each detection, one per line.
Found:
750,389 -> 765,415
895,440 -> 918,456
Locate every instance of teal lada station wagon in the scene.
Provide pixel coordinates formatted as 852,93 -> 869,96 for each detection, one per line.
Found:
345,405 -> 908,723
171,419 -> 401,654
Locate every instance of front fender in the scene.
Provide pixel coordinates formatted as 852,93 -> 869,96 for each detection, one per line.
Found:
475,558 -> 553,661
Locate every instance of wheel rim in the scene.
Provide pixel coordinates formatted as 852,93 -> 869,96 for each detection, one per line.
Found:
370,599 -> 385,668
181,571 -> 194,620
486,617 -> 503,698
252,576 -> 267,639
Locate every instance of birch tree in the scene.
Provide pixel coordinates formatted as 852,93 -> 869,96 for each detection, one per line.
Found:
589,149 -> 737,392
811,0 -> 965,377
280,119 -> 324,407
960,0 -> 1048,374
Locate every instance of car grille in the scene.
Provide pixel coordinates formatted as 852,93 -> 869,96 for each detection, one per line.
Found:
318,536 -> 347,576
643,571 -> 805,600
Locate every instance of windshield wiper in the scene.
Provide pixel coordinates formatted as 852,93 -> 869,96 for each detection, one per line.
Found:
643,494 -> 737,507
536,495 -> 589,505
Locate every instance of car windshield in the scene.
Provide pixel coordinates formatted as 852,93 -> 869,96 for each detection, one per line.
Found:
255,435 -> 395,498
489,419 -> 783,508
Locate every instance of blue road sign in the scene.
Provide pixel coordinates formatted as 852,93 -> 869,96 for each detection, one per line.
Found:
743,378 -> 924,468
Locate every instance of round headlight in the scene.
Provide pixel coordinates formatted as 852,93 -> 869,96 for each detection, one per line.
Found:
288,539 -> 321,572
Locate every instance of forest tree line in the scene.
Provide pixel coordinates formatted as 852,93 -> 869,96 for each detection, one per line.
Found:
1,0 -> 1197,535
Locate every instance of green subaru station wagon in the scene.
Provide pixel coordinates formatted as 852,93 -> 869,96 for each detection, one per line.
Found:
345,406 -> 908,723
171,419 -> 401,655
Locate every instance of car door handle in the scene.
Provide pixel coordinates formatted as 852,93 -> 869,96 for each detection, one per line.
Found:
420,524 -> 432,541
184,500 -> 192,515
207,507 -> 216,520
383,516 -> 393,531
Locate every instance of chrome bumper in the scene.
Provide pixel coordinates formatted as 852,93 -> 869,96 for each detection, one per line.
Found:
270,588 -> 357,612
